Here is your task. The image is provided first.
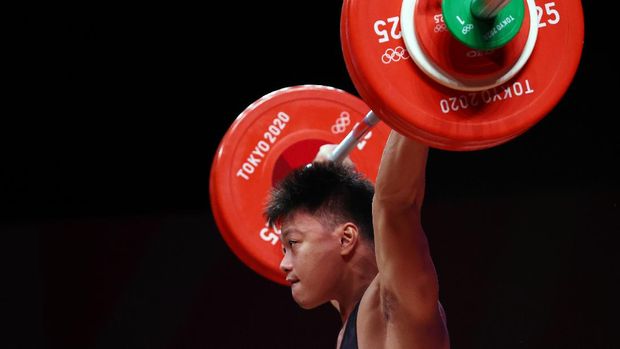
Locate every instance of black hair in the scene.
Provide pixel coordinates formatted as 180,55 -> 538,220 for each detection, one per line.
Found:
265,161 -> 375,242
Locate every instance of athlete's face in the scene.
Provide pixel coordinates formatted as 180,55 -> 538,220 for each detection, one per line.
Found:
279,210 -> 344,309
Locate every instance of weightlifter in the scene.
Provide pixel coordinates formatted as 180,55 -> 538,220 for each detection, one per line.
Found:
266,130 -> 449,348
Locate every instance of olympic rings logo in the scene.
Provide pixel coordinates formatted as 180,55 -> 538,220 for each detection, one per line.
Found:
381,46 -> 410,64
434,23 -> 447,33
462,23 -> 474,35
331,112 -> 351,134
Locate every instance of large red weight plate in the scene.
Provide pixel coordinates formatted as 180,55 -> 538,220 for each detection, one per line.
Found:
341,0 -> 584,150
210,85 -> 390,284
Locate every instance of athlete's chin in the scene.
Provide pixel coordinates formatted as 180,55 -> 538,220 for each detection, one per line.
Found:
291,285 -> 322,309
295,299 -> 322,310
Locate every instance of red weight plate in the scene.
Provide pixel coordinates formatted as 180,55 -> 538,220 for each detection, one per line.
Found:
210,85 -> 390,284
341,2 -> 488,151
341,0 -> 584,150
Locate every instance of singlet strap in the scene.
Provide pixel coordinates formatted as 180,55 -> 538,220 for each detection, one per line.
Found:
340,301 -> 361,349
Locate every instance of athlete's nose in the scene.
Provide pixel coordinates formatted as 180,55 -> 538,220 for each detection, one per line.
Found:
279,252 -> 293,273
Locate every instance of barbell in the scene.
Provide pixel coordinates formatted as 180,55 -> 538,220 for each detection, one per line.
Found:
210,0 -> 584,284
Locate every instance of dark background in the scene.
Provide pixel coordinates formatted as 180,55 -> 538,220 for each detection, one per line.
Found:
4,1 -> 617,348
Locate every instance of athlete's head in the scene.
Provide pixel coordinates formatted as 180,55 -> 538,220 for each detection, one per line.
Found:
265,161 -> 374,308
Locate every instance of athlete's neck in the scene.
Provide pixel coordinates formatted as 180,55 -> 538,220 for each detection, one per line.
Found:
331,242 -> 377,323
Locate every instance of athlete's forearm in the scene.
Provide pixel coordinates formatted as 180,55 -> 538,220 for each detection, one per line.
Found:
374,130 -> 428,209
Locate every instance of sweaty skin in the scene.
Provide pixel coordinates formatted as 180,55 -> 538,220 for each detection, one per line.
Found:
280,131 -> 449,349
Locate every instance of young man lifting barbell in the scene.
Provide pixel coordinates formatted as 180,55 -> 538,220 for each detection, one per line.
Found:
266,130 -> 449,349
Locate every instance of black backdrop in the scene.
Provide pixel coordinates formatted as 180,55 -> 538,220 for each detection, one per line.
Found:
3,2 -> 618,348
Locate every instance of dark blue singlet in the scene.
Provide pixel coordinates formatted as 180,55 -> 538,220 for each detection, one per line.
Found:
340,301 -> 361,349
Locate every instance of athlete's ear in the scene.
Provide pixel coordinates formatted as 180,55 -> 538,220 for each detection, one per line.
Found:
339,223 -> 359,256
